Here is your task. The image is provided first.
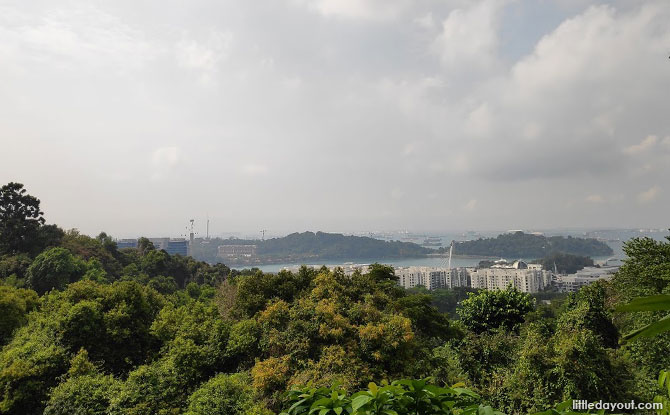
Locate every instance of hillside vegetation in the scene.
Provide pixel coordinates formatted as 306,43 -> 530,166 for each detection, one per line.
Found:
192,231 -> 431,264
441,232 -> 613,258
0,182 -> 668,415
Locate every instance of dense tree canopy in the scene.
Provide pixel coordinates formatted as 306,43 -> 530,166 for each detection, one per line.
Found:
0,183 -> 45,255
457,287 -> 535,334
440,232 -> 613,258
536,252 -> 595,274
0,183 -> 667,415
192,232 -> 432,265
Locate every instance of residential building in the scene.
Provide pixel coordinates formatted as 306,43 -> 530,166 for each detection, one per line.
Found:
553,266 -> 619,292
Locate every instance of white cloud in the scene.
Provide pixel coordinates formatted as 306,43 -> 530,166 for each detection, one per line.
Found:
242,163 -> 269,176
391,188 -> 404,199
637,185 -> 661,204
463,2 -> 670,181
151,147 -> 182,180
291,0 -> 411,20
586,194 -> 605,203
175,31 -> 233,84
3,1 -> 670,233
465,103 -> 492,137
414,12 -> 435,29
624,135 -> 658,155
0,5 -> 156,73
432,0 -> 508,74
152,146 -> 181,166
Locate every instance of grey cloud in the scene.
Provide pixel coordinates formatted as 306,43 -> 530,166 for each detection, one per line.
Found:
1,0 -> 668,235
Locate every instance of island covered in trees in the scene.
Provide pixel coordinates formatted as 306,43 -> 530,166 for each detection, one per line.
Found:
192,231 -> 433,265
1,182 -> 668,415
192,231 -> 613,266
439,231 -> 613,258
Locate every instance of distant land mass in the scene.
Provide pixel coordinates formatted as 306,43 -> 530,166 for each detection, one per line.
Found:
439,232 -> 613,258
191,231 -> 432,265
191,230 -> 613,266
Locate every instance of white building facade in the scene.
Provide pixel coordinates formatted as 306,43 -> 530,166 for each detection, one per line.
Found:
468,268 -> 551,293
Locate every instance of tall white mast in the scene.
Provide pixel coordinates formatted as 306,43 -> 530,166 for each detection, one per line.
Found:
448,240 -> 454,270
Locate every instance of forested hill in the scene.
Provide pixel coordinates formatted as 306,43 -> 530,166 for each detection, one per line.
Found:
444,231 -> 613,258
259,231 -> 431,258
192,231 -> 432,264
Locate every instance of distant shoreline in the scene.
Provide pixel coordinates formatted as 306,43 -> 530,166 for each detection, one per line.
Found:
223,254 -> 431,267
222,253 -> 502,268
426,253 -> 500,260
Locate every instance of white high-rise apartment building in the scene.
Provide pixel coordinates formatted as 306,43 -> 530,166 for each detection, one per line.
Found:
396,267 -> 447,290
468,261 -> 551,293
395,267 -> 472,290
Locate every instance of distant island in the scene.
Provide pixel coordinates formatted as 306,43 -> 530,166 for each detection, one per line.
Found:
192,230 -> 613,266
191,231 -> 432,265
439,231 -> 613,258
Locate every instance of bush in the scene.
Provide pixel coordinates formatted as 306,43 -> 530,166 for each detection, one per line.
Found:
457,287 -> 535,334
185,373 -> 266,415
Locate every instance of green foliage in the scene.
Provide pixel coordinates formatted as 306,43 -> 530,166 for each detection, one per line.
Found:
0,321 -> 69,414
0,182 -> 45,256
227,319 -> 261,367
232,268 -> 315,318
440,232 -> 612,258
53,280 -> 165,373
258,232 -> 431,259
392,294 -> 453,340
655,370 -> 670,415
0,286 -> 38,344
280,379 -> 499,415
61,229 -> 123,278
492,292 -> 633,415
26,247 -> 86,294
617,294 -> 670,341
611,236 -> 670,300
559,283 -> 618,348
452,328 -> 519,390
184,373 -> 264,415
44,371 -> 122,415
0,279 -> 166,414
0,254 -> 32,281
457,287 -> 535,334
2,182 -> 668,415
137,237 -> 155,255
407,286 -> 477,318
152,300 -> 233,380
194,232 -> 432,265
110,359 -> 184,415
611,235 -> 670,398
535,253 -> 594,274
26,248 -> 71,289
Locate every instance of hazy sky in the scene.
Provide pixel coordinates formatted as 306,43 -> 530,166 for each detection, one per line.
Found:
1,0 -> 669,238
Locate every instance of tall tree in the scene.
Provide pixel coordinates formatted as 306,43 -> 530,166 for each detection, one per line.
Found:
0,183 -> 45,255
26,247 -> 85,295
457,287 -> 535,334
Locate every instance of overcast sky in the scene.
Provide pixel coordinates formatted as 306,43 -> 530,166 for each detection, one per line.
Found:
1,0 -> 669,238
